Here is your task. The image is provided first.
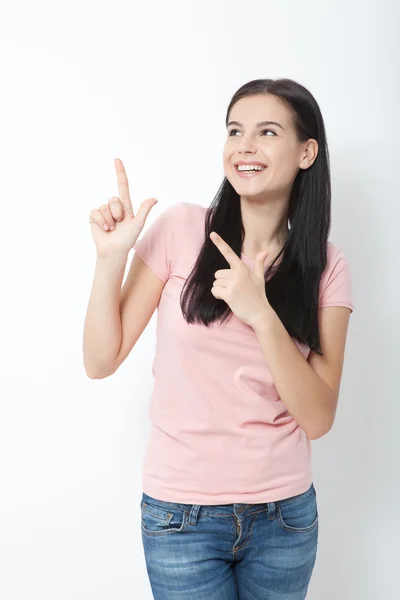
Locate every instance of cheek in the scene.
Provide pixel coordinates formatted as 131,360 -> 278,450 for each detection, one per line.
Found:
268,144 -> 297,171
223,144 -> 232,161
222,148 -> 233,171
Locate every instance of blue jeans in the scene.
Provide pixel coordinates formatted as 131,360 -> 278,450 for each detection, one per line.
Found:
140,482 -> 319,599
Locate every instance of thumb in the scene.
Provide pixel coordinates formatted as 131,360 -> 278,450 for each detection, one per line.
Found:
254,250 -> 270,278
135,198 -> 158,224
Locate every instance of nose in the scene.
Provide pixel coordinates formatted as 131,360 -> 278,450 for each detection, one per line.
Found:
237,135 -> 257,154
239,148 -> 256,155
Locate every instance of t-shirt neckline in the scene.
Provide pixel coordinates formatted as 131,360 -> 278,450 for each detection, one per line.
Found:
241,251 -> 270,264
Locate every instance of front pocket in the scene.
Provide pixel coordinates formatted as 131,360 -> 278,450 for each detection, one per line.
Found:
277,487 -> 319,534
141,502 -> 187,537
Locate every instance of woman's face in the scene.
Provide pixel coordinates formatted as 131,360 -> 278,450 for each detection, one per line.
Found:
223,93 -> 316,200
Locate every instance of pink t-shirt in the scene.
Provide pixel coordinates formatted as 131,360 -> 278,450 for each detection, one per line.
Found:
133,202 -> 354,504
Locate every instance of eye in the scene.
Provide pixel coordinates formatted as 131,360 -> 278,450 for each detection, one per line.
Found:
261,129 -> 277,136
228,128 -> 277,137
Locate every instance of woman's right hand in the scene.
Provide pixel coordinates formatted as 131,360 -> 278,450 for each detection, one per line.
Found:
89,158 -> 158,256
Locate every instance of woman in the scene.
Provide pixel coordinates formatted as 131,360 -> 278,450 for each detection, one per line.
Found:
83,78 -> 354,599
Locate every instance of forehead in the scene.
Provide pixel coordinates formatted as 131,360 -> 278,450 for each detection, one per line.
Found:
229,94 -> 290,126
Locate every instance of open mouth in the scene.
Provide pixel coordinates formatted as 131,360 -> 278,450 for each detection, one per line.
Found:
235,165 -> 267,177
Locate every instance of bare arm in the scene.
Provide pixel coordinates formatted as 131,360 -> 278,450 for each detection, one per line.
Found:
82,157 -> 161,378
83,250 -> 128,378
83,250 -> 165,379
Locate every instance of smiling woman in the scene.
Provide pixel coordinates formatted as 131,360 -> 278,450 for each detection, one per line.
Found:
181,81 -> 332,355
84,77 -> 354,600
130,78 -> 355,600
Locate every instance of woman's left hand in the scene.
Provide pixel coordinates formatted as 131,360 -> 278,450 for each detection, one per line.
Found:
209,231 -> 274,330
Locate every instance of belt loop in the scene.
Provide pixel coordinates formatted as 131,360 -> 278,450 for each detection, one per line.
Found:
267,501 -> 276,520
188,504 -> 201,525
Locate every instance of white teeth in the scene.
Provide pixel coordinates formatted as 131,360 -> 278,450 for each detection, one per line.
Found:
237,165 -> 265,172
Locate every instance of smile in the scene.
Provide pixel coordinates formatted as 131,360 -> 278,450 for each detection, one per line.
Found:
235,165 -> 267,178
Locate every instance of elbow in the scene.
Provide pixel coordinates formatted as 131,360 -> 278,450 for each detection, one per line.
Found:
84,361 -> 115,379
86,370 -> 106,380
85,370 -> 113,380
308,428 -> 328,441
307,418 -> 334,441
307,401 -> 337,440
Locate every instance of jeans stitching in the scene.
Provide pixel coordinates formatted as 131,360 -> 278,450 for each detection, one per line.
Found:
276,505 -> 319,533
141,506 -> 187,537
233,512 -> 261,553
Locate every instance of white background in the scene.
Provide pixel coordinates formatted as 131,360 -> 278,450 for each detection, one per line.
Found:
0,1 -> 398,598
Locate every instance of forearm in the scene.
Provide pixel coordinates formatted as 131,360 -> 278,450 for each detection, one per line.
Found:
253,309 -> 335,440
83,251 -> 129,377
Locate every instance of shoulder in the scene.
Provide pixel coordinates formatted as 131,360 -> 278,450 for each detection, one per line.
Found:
180,201 -> 208,218
324,241 -> 351,273
319,242 -> 353,311
160,201 -> 207,223
178,202 -> 209,236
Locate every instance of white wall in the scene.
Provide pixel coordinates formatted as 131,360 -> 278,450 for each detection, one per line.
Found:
0,1 -> 398,598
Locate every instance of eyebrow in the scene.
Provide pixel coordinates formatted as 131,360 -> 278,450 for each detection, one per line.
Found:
226,120 -> 284,131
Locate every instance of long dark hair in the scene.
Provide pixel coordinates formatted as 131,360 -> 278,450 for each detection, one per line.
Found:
180,78 -> 331,355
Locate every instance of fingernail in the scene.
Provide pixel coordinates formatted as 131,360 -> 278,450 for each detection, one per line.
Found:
103,224 -> 109,230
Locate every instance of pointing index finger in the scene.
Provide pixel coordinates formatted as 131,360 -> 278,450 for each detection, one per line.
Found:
210,232 -> 242,269
114,158 -> 133,214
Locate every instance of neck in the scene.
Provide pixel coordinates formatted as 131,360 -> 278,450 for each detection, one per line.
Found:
240,195 -> 289,259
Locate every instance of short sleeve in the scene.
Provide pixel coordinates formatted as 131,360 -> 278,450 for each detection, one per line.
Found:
132,202 -> 185,283
319,247 -> 354,313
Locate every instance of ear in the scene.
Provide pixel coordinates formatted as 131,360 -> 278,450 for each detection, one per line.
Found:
299,138 -> 319,169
